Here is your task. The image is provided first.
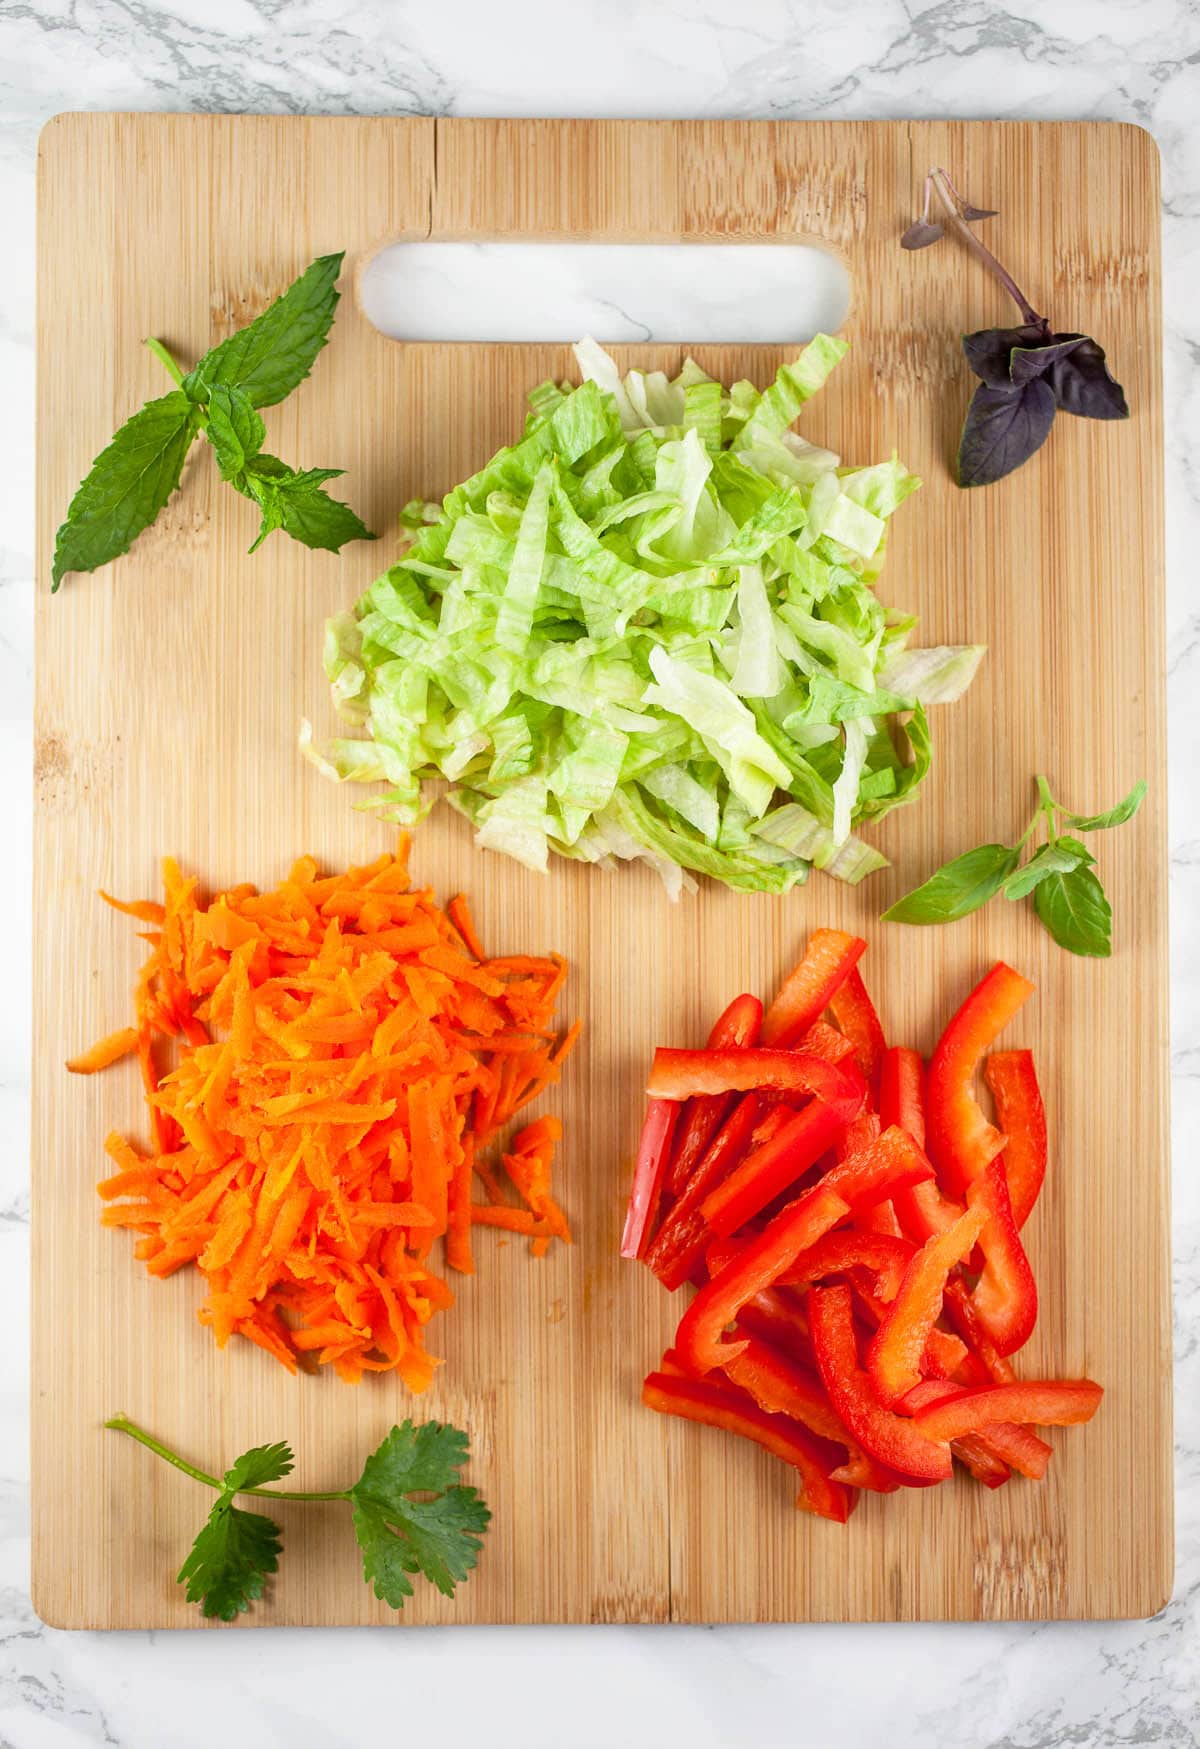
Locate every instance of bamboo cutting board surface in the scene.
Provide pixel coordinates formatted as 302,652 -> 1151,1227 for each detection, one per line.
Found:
32,116 -> 1169,1627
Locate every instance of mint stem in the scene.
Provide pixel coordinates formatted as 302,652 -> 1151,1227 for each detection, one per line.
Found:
144,337 -> 187,388
105,1415 -> 350,1503
928,169 -> 1042,327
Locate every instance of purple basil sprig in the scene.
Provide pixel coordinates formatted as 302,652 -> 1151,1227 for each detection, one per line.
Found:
902,169 -> 1129,488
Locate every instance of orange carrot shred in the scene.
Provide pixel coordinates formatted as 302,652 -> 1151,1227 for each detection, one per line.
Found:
79,841 -> 577,1385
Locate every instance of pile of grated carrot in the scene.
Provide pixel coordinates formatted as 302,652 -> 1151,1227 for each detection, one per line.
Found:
68,840 -> 579,1387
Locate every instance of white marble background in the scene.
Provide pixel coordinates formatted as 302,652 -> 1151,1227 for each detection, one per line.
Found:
1,2 -> 1198,1745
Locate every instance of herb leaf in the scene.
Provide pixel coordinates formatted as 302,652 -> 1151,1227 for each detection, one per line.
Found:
350,1420 -> 491,1607
1048,336 -> 1129,420
1059,779 -> 1147,832
1002,838 -> 1092,901
51,392 -> 199,590
1034,864 -> 1113,957
235,454 -> 376,556
901,220 -> 944,251
175,1440 -> 292,1621
184,253 -> 344,411
883,842 -> 1021,924
962,323 -> 1049,387
205,385 -> 266,481
1009,336 -> 1088,386
958,379 -> 1057,488
222,1440 -> 295,1492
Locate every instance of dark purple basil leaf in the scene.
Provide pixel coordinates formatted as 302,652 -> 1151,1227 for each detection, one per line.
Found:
1047,335 -> 1129,420
962,322 -> 1051,387
960,204 -> 999,221
957,378 -> 1057,488
901,220 -> 944,250
1009,334 -> 1088,386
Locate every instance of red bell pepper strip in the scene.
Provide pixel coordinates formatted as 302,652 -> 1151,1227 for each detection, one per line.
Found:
942,1277 -> 1016,1385
734,1285 -> 815,1365
641,1369 -> 854,1523
865,1203 -> 989,1404
797,1019 -> 858,1067
761,929 -> 867,1047
901,1381 -> 1054,1480
926,962 -> 1035,1193
820,1125 -> 936,1211
644,1094 -> 762,1290
836,1112 -> 881,1160
879,1047 -> 966,1241
701,1099 -> 851,1237
723,1333 -> 902,1494
664,993 -> 764,1198
984,1049 -> 1047,1230
674,1183 -> 851,1375
909,1379 -> 1102,1442
828,965 -> 887,1088
808,1283 -> 952,1483
647,1047 -> 865,1117
898,1381 -> 1017,1488
780,1229 -> 915,1300
966,1157 -> 1038,1356
620,1097 -> 681,1260
849,1282 -> 967,1380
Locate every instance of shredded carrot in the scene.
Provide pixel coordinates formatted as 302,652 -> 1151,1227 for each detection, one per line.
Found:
81,840 -> 577,1386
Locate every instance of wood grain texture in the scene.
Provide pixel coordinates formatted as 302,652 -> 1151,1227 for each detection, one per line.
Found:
32,115 -> 1169,1627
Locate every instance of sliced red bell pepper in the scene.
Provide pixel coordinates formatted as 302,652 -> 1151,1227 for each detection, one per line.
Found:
674,1183 -> 851,1375
820,1124 -> 936,1211
967,1157 -> 1038,1356
648,1047 -> 865,1117
797,1019 -> 858,1067
808,1283 -> 952,1483
879,1047 -> 968,1242
942,1276 -> 1015,1385
664,992 -> 764,1198
723,1333 -> 901,1494
620,1097 -> 681,1260
780,1229 -> 915,1300
984,1048 -> 1047,1230
644,1094 -> 762,1290
909,1378 -> 1102,1442
734,1285 -> 815,1365
701,1098 -> 850,1237
836,1112 -> 882,1160
761,929 -> 867,1047
865,1203 -> 988,1404
849,1282 -> 966,1380
899,1381 -> 1016,1488
642,1369 -> 854,1523
901,1381 -> 1054,1480
828,965 -> 887,1087
926,962 -> 1035,1193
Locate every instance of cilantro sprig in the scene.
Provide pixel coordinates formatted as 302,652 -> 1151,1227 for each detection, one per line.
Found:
105,1413 -> 489,1622
883,776 -> 1146,957
52,253 -> 375,590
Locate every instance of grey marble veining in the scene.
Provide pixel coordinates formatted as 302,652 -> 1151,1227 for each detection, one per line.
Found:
1,2 -> 1197,1745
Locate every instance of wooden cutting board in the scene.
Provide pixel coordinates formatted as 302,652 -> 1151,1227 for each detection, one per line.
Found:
32,115 -> 1169,1627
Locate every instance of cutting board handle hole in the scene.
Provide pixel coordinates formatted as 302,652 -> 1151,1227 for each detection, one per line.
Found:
359,242 -> 850,344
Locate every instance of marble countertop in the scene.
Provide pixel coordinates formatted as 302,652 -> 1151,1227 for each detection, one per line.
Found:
2,2 -> 1197,1745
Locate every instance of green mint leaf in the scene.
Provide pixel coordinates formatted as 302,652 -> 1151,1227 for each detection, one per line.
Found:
183,253 -> 344,411
52,391 -> 199,589
1033,864 -> 1113,957
222,1440 -> 294,1493
349,1421 -> 491,1609
177,1494 -> 282,1621
236,453 -> 376,555
1002,838 -> 1093,901
1059,779 -> 1147,833
205,385 -> 266,482
882,842 -> 1020,925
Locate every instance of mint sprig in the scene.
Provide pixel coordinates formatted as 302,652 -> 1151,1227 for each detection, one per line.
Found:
51,252 -> 374,590
105,1413 -> 489,1622
883,776 -> 1145,957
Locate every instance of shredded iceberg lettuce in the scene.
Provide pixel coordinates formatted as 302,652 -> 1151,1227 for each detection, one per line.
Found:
313,336 -> 982,893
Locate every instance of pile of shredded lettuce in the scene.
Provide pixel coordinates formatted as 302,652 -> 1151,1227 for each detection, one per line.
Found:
309,335 -> 982,896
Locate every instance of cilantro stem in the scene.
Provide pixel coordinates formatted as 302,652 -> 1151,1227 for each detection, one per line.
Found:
105,1416 -> 350,1502
144,337 -> 187,388
928,168 -> 1042,327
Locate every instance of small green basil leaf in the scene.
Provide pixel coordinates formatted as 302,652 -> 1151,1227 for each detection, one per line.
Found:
1002,838 -> 1093,901
883,842 -> 1021,925
1059,779 -> 1146,832
1033,865 -> 1113,957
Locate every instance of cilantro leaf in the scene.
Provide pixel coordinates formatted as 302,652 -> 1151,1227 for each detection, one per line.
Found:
1034,864 -> 1113,957
178,1497 -> 283,1621
222,1440 -> 294,1492
883,842 -> 1021,925
349,1421 -> 491,1607
51,392 -> 200,590
205,385 -> 266,482
235,454 -> 376,556
184,253 -> 344,411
